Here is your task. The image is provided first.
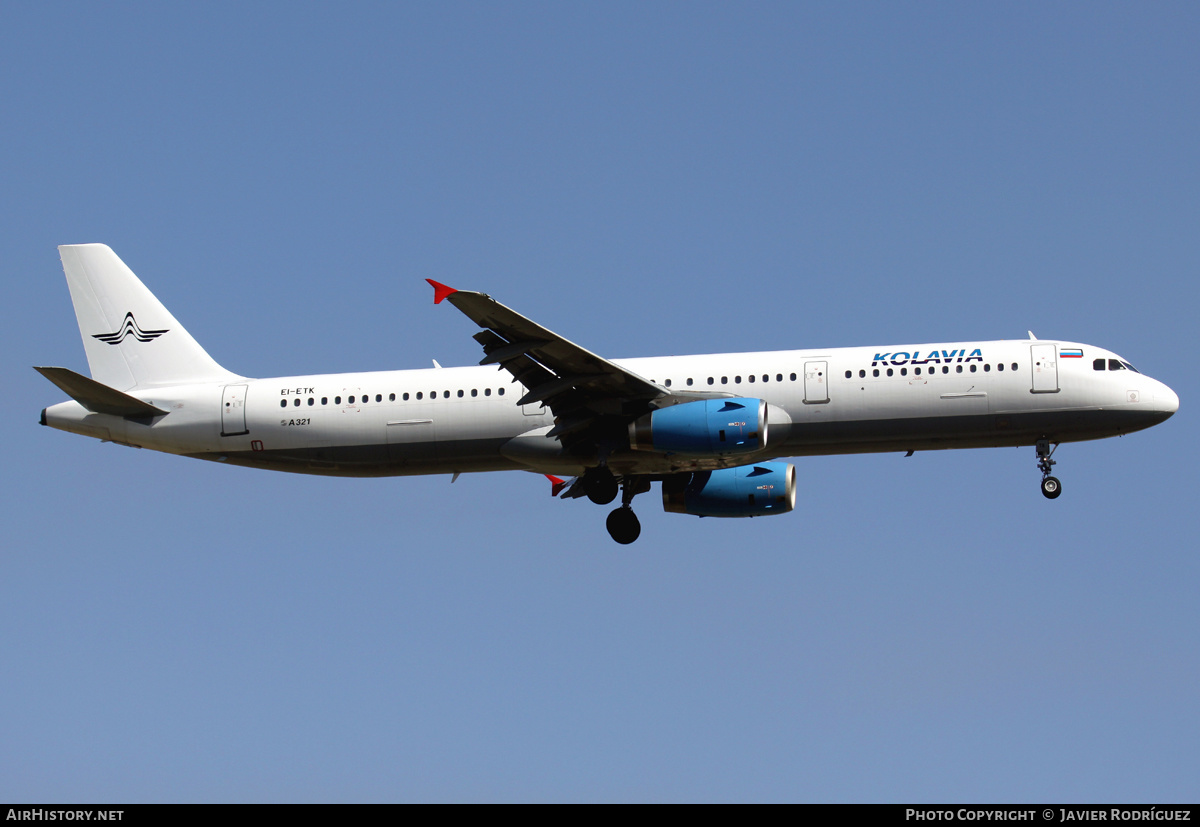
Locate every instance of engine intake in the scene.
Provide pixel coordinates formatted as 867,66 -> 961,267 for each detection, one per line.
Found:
662,462 -> 796,518
629,398 -> 768,457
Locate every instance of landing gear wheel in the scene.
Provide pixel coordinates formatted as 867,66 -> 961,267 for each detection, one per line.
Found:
606,507 -> 641,545
1035,440 -> 1062,500
584,468 -> 618,505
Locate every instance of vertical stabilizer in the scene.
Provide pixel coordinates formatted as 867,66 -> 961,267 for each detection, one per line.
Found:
58,244 -> 240,390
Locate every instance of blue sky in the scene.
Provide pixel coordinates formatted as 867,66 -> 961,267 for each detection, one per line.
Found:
3,2 -> 1197,802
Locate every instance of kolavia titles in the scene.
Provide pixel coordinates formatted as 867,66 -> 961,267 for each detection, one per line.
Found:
872,348 -> 984,367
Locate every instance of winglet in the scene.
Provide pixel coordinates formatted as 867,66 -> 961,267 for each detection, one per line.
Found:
426,279 -> 458,305
545,474 -> 568,497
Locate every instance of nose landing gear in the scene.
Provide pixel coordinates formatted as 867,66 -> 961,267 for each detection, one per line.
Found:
1036,439 -> 1062,500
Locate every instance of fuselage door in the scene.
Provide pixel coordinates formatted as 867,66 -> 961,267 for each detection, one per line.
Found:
1030,345 -> 1060,393
803,361 -> 829,404
221,384 -> 249,436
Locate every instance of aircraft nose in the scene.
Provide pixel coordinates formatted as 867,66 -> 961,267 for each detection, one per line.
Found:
1153,382 -> 1179,417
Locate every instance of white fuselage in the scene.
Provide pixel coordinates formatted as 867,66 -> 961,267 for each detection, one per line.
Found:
41,338 -> 1179,478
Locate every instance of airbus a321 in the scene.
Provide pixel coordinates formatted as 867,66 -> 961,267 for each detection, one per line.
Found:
38,245 -> 1179,544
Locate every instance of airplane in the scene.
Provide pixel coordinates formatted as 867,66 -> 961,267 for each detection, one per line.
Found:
38,244 -> 1179,544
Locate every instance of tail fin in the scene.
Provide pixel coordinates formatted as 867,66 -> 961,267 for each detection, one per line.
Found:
58,244 -> 240,391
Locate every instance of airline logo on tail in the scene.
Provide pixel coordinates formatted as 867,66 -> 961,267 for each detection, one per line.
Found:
92,312 -> 169,345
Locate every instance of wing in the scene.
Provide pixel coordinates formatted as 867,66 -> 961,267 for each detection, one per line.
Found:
428,280 -> 673,448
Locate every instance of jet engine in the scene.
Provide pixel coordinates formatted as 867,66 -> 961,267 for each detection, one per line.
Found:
662,462 -> 796,517
629,398 -> 768,457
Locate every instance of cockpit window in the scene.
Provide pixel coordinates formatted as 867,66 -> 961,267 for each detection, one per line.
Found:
1120,361 -> 1140,373
1108,359 -> 1125,371
1094,359 -> 1106,371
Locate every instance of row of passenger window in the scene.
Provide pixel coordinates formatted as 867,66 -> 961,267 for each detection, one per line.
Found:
654,374 -> 799,388
280,387 -> 507,408
280,373 -> 807,408
845,363 -> 1020,379
275,359 -> 1045,408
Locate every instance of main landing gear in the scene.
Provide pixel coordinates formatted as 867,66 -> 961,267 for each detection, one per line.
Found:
582,466 -> 618,505
605,476 -> 651,545
1036,439 -> 1062,500
606,507 -> 640,545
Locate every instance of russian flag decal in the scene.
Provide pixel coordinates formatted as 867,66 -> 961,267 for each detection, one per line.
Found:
1060,348 -> 1084,358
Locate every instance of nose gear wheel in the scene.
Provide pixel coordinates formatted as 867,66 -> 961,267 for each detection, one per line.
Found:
1036,439 -> 1062,500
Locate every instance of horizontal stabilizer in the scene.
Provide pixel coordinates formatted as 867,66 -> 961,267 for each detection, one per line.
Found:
34,366 -> 168,418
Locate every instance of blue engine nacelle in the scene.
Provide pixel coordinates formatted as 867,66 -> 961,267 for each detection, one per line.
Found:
662,462 -> 796,518
628,398 -> 768,457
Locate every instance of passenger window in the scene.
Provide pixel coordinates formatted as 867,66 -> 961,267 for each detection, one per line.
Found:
984,364 -> 991,372
280,400 -> 287,408
686,378 -> 693,386
376,394 -> 382,402
873,369 -> 880,377
997,363 -> 1004,371
942,366 -> 949,374
887,368 -> 894,377
970,365 -> 977,373
294,398 -> 301,406
444,391 -> 450,398
665,379 -> 672,387
1011,363 -> 1018,371
457,390 -> 464,398
403,393 -> 409,401
308,398 -> 314,406
859,370 -> 866,378
845,371 -> 852,379
748,375 -> 755,383
335,396 -> 342,404
790,373 -> 797,381
956,365 -> 963,373
498,388 -> 505,396
321,397 -> 328,405
707,377 -> 714,385
721,377 -> 728,384
416,392 -> 423,400
914,367 -> 921,376
776,374 -> 783,382
900,368 -> 907,376
389,393 -> 395,401
485,388 -> 491,396
734,376 -> 741,384
471,389 -> 478,397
